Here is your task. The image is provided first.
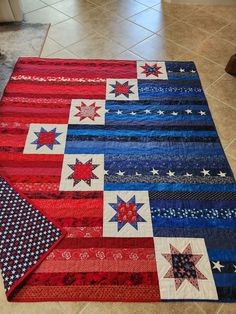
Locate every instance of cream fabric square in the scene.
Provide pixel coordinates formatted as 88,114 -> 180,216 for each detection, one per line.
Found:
154,237 -> 218,300
103,191 -> 153,237
60,154 -> 104,191
137,61 -> 168,80
23,123 -> 67,154
106,79 -> 139,100
69,99 -> 106,125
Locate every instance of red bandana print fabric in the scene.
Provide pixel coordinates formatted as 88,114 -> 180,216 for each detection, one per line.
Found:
0,57 -> 235,302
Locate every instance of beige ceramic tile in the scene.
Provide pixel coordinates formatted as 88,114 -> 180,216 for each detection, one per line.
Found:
24,6 -> 69,25
206,73 -> 236,110
135,0 -> 161,7
183,10 -> 228,34
73,7 -> 123,35
130,34 -> 188,60
101,20 -> 153,49
48,49 -> 78,59
48,19 -> 91,47
52,0 -> 97,18
102,0 -> 147,18
116,50 -> 144,60
74,6 -> 123,23
41,0 -> 62,4
1,300 -> 64,314
21,0 -> 46,13
128,8 -> 177,33
158,21 -> 210,51
218,303 -> 236,314
59,301 -> 90,314
179,50 -> 224,89
198,5 -> 236,22
40,37 -> 63,57
153,2 -> 201,20
67,33 -> 125,59
89,0 -> 116,5
216,22 -> 236,45
81,302 -> 204,314
205,94 -> 236,148
193,35 -> 236,68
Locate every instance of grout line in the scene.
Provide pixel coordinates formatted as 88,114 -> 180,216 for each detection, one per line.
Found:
205,92 -> 236,112
41,0 -> 63,5
39,23 -> 51,57
109,31 -> 155,53
125,8 -> 152,19
216,303 -> 224,314
157,21 -> 213,43
23,3 -> 73,25
204,20 -> 236,47
58,302 -> 67,314
71,16 -> 156,52
134,0 -> 161,9
211,23 -> 236,46
194,302 -> 207,314
205,73 -> 226,91
155,30 -> 227,69
99,1 -> 149,20
122,34 -> 156,57
64,30 -> 128,53
181,9 -> 232,35
48,29 -> 93,50
78,302 -> 91,314
22,5 -> 47,15
46,48 -> 75,58
224,137 -> 236,151
212,20 -> 232,34
24,13 -> 71,27
198,4 -> 236,22
84,0 -> 106,6
43,1 -> 101,24
227,153 -> 236,162
127,16 -> 180,36
153,2 -> 204,20
168,19 -> 215,39
116,49 -> 144,60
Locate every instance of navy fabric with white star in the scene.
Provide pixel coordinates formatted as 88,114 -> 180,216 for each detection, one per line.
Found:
0,176 -> 62,295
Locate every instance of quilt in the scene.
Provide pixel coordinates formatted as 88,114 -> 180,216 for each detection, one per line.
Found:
0,57 -> 236,302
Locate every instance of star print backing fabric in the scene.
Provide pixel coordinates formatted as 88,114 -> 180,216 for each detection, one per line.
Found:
0,57 -> 236,302
0,176 -> 64,300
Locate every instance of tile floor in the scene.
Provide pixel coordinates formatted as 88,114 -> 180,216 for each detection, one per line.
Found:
1,0 -> 236,313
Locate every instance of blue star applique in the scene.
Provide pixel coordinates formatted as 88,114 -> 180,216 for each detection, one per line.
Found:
31,127 -> 62,150
109,195 -> 146,231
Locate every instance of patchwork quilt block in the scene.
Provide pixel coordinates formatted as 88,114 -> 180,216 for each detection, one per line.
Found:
0,58 -> 235,302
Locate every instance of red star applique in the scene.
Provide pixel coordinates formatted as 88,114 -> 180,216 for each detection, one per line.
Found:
75,102 -> 101,121
110,81 -> 134,98
141,63 -> 163,77
109,195 -> 145,231
31,127 -> 62,150
162,243 -> 207,290
67,158 -> 99,187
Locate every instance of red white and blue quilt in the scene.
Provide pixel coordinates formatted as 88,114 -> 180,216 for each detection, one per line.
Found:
0,57 -> 236,302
